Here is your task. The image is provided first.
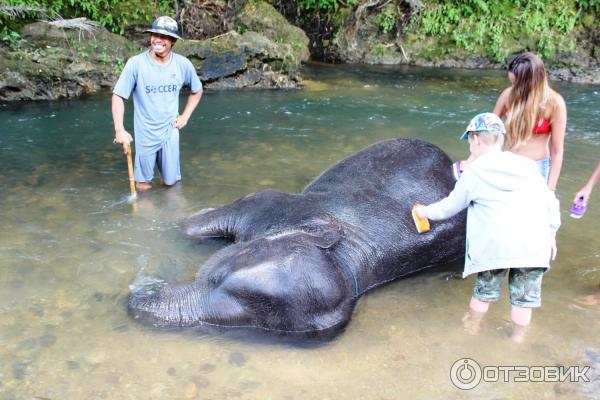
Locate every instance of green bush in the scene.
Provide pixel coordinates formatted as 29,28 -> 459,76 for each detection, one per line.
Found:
413,0 -> 597,61
374,5 -> 400,34
0,0 -> 176,36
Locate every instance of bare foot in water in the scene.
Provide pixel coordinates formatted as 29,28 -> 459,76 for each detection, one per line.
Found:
462,310 -> 486,335
136,182 -> 152,192
572,293 -> 600,308
511,323 -> 528,343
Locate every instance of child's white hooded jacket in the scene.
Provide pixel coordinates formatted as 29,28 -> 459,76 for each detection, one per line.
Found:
424,151 -> 561,277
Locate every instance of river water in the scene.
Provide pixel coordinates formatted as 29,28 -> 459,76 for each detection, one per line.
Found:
1,64 -> 599,399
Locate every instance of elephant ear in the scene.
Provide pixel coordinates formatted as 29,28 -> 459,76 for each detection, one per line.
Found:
297,214 -> 344,249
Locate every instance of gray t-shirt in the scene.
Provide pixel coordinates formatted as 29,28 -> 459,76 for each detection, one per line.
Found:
113,50 -> 202,155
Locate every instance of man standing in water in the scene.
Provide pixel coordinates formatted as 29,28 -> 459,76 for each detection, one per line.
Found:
112,16 -> 202,192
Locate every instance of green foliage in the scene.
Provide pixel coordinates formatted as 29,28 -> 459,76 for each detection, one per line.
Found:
1,28 -> 21,48
114,57 -> 125,74
0,0 -> 176,36
297,0 -> 343,12
414,0 -> 596,61
372,44 -> 386,57
270,0 -> 357,26
577,0 -> 600,12
374,5 -> 400,34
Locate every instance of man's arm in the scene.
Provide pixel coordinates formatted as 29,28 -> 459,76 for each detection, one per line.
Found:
174,91 -> 203,129
111,94 -> 133,154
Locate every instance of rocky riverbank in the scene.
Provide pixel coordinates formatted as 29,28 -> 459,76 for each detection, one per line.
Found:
2,0 -> 600,102
305,0 -> 600,84
0,1 -> 308,102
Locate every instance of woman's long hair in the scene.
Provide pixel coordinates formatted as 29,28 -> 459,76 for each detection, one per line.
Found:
504,52 -> 550,150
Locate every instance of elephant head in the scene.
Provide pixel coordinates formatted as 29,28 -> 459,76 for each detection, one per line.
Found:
129,215 -> 357,336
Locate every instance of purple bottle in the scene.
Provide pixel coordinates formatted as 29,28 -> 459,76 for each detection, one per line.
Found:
570,196 -> 587,219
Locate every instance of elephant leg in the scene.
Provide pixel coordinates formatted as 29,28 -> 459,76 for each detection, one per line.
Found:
180,206 -> 237,240
180,189 -> 307,242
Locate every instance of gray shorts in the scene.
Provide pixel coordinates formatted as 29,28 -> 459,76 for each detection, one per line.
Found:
472,267 -> 547,308
134,130 -> 181,185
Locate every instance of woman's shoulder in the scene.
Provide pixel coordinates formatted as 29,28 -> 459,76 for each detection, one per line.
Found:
493,86 -> 512,115
549,88 -> 566,104
499,86 -> 512,98
547,88 -> 566,113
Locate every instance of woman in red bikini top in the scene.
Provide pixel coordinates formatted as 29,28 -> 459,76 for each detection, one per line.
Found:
493,52 -> 567,191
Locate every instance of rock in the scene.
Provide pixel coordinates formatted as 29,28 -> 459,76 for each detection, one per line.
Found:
177,29 -> 303,89
325,3 -> 600,83
198,363 -> 216,373
0,20 -> 138,102
0,1 -> 310,101
205,68 -> 262,89
200,52 -> 247,81
228,351 -> 247,367
335,4 -> 405,65
190,375 -> 211,388
232,1 -> 310,63
38,334 -> 57,348
66,360 -> 81,369
12,361 -> 29,380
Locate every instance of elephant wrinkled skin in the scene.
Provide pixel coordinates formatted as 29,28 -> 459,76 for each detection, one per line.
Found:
128,138 -> 466,338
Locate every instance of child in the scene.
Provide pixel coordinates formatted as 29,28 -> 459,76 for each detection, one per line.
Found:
415,113 -> 561,338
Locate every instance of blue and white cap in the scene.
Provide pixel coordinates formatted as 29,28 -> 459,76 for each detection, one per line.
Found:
144,16 -> 181,40
460,112 -> 506,140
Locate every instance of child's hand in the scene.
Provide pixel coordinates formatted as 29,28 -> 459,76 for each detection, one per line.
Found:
414,204 -> 427,219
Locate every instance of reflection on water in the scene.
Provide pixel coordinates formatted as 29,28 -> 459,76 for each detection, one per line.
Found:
1,63 -> 599,399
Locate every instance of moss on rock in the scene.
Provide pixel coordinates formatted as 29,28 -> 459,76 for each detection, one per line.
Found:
0,21 -> 140,101
232,0 -> 309,63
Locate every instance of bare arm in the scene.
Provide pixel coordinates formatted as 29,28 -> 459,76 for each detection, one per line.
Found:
422,174 -> 471,221
547,93 -> 567,191
493,87 -> 511,118
574,160 -> 600,204
174,90 -> 203,129
111,94 -> 133,154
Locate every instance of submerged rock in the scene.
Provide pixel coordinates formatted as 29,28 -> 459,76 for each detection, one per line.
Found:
228,352 -> 247,367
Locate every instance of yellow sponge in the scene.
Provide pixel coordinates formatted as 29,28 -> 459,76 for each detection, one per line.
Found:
412,204 -> 430,234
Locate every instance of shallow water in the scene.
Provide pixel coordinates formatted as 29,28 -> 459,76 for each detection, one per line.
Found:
1,63 -> 599,399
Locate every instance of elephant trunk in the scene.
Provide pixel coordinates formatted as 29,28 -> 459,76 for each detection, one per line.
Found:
128,276 -> 207,328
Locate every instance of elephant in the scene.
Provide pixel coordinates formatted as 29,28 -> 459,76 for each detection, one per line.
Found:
128,138 -> 466,338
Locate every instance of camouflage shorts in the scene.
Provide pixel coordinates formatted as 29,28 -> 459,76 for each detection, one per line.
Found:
472,268 -> 548,308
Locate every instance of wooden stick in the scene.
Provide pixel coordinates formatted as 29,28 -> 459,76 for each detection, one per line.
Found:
126,149 -> 136,200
